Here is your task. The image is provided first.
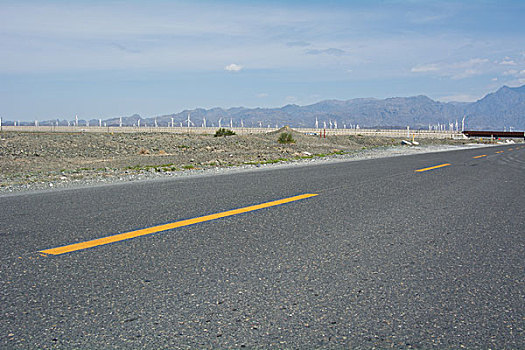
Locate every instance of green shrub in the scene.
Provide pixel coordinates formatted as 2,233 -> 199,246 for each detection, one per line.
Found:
278,132 -> 295,144
214,128 -> 236,137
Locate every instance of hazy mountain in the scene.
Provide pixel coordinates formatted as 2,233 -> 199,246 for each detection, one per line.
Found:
140,85 -> 524,130
464,85 -> 525,130
15,84 -> 525,131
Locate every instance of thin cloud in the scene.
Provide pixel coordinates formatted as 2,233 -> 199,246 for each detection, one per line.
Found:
224,63 -> 243,72
500,59 -> 517,65
503,69 -> 518,76
411,58 -> 491,79
438,94 -> 481,102
306,48 -> 346,56
411,64 -> 439,73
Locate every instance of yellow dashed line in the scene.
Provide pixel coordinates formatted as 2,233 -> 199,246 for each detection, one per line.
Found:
473,155 -> 487,159
40,193 -> 319,255
415,163 -> 451,172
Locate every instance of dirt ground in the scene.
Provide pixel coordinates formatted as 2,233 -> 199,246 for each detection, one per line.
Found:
0,128 -> 478,189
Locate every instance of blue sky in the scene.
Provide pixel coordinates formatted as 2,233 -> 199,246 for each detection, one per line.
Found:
1,0 -> 524,121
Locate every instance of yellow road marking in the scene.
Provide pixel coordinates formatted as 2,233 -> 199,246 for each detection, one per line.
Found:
473,155 -> 487,159
40,193 -> 318,255
496,151 -> 504,154
415,163 -> 451,172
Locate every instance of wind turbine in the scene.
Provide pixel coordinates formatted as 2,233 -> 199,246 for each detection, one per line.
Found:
315,117 -> 319,129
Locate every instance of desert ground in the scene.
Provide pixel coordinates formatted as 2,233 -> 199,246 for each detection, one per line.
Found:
0,128 -> 484,193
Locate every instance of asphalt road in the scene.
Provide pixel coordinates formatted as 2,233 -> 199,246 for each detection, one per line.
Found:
1,144 -> 524,348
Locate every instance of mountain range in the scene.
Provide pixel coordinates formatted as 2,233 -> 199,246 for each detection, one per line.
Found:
10,84 -> 525,131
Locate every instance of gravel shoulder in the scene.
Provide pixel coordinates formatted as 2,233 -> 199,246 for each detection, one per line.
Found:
0,129 -> 494,195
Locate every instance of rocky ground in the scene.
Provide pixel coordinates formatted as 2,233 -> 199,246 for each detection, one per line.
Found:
0,128 -> 488,194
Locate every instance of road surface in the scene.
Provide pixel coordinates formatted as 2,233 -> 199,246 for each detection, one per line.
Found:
1,144 -> 524,348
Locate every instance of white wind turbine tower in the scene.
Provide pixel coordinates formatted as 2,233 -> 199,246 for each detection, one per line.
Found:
218,118 -> 222,128
323,121 -> 327,129
241,119 -> 244,128
119,116 -> 122,127
230,118 -> 233,128
315,117 -> 319,129
75,114 -> 78,127
334,120 -> 338,129
187,113 -> 193,128
171,117 -> 174,127
203,117 -> 207,128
